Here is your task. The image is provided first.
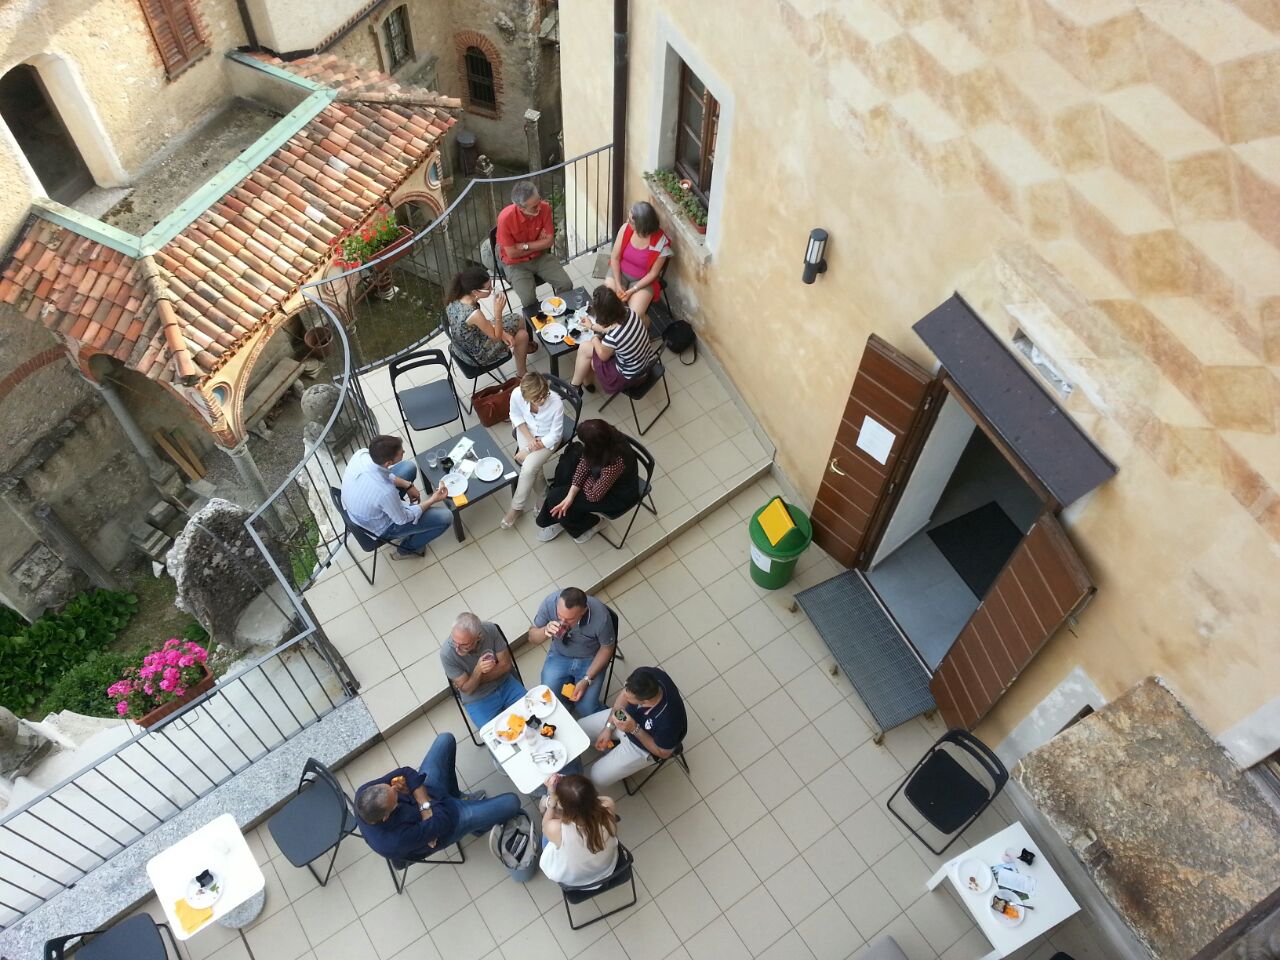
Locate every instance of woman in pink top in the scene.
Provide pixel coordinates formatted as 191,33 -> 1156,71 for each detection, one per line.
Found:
605,201 -> 673,328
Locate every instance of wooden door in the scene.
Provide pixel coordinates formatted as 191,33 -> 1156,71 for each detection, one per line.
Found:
811,335 -> 936,568
930,515 -> 1094,730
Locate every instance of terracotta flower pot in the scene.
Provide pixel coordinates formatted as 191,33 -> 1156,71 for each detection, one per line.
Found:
137,665 -> 215,729
303,326 -> 334,358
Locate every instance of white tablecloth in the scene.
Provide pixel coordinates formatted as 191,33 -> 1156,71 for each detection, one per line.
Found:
479,685 -> 590,793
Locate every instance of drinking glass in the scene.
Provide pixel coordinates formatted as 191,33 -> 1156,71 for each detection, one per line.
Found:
425,449 -> 438,469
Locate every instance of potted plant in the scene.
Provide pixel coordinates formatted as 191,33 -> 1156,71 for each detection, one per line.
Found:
333,210 -> 413,300
107,638 -> 214,729
644,169 -> 708,234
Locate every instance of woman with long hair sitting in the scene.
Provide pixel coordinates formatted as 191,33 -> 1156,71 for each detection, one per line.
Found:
536,418 -> 637,545
569,285 -> 655,395
444,265 -> 535,377
539,773 -> 619,887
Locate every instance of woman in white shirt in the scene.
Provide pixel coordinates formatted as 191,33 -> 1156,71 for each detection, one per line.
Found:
539,773 -> 619,887
503,372 -> 565,529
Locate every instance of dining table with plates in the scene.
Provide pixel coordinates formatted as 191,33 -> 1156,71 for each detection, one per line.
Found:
479,684 -> 590,793
523,286 -> 592,379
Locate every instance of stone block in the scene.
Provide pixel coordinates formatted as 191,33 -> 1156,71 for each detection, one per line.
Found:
1137,420 -> 1222,483
890,90 -> 973,192
938,0 -> 1029,54
826,58 -> 893,155
837,0 -> 919,96
908,18 -> 1002,128
1201,365 -> 1276,432
1233,137 -> 1280,252
1182,221 -> 1280,355
1229,0 -> 1280,32
1029,0 -> 1148,91
879,0 -> 939,27
1100,84 -> 1232,220
995,48 -> 1104,171
1140,0 -> 1279,142
970,124 -> 1068,237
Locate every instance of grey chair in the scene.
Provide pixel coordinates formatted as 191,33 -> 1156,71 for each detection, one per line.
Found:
329,486 -> 401,585
447,624 -> 525,747
560,844 -> 638,930
388,349 -> 463,456
45,915 -> 179,960
597,436 -> 658,551
862,936 -> 908,960
387,839 -> 466,894
266,757 -> 358,887
599,351 -> 671,436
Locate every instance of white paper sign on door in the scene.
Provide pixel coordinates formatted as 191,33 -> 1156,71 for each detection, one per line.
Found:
856,415 -> 895,465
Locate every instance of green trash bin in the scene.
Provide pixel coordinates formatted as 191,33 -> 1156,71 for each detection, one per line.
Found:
748,499 -> 813,589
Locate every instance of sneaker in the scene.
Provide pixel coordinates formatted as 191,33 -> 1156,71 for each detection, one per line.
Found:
573,525 -> 598,545
536,523 -> 564,542
390,548 -> 426,561
461,789 -> 487,801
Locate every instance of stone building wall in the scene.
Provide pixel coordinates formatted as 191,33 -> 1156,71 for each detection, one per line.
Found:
559,0 -> 1280,747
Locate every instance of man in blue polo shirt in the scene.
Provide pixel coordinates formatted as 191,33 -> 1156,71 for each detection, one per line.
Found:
353,733 -> 521,864
528,586 -> 616,717
579,666 -> 686,789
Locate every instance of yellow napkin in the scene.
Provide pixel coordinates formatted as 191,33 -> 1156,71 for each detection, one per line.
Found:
529,313 -> 547,330
174,897 -> 213,934
452,494 -> 469,507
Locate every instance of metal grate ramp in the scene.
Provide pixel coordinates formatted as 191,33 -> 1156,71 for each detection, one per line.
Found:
796,570 -> 935,735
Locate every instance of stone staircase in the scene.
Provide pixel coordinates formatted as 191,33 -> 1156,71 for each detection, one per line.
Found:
781,0 -> 1280,541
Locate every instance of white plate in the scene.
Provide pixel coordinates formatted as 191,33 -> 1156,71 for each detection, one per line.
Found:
523,684 -> 556,715
529,739 -> 567,771
991,892 -> 1027,927
540,322 -> 567,344
474,457 -> 504,482
541,297 -> 567,316
441,472 -> 468,496
186,871 -> 223,910
957,858 -> 992,894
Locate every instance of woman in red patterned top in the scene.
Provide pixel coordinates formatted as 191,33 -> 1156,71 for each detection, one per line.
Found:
536,419 -> 638,545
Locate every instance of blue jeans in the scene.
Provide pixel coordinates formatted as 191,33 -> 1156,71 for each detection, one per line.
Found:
418,733 -> 521,847
463,673 -> 527,728
383,461 -> 452,555
541,650 -> 606,718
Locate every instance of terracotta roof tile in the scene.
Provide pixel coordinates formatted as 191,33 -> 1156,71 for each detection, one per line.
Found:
0,53 -> 456,387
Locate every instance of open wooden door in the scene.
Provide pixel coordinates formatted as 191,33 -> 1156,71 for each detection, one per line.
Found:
930,514 -> 1094,729
811,335 -> 936,568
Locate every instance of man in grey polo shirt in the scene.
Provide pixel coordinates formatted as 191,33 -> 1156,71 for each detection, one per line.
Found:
528,587 -> 615,717
440,612 -> 525,726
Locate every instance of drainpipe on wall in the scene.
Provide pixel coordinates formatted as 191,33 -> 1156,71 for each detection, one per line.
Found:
234,0 -> 261,50
611,0 -> 629,234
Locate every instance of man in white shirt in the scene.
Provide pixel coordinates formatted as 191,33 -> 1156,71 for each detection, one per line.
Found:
341,435 -> 452,559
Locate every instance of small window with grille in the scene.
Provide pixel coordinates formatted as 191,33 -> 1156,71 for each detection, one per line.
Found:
382,6 -> 414,73
674,60 -> 720,203
465,46 -> 497,111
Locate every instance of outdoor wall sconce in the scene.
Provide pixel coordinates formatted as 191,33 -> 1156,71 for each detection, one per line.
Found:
802,228 -> 828,284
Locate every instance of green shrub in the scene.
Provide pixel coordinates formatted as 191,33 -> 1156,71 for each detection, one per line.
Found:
0,604 -> 27,637
0,590 -> 138,715
40,650 -> 140,717
182,621 -> 209,644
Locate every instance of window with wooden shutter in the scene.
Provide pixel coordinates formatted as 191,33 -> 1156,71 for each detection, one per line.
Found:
138,0 -> 210,80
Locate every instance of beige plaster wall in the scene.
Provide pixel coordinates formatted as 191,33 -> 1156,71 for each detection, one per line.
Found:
0,0 -> 247,244
244,0 -> 369,53
560,0 -> 1280,744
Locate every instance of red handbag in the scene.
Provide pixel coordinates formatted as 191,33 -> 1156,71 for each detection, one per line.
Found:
473,377 -> 521,426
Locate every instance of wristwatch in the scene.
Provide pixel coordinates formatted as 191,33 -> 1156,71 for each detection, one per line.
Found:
580,676 -> 592,687
605,721 -> 616,731
521,242 -> 529,252
420,801 -> 431,811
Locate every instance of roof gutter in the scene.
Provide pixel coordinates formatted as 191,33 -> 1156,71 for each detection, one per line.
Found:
611,0 -> 628,234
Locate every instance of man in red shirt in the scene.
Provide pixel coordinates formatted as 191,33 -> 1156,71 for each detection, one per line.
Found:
496,180 -> 573,309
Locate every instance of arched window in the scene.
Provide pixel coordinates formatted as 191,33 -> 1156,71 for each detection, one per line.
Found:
464,46 -> 497,111
0,64 -> 93,203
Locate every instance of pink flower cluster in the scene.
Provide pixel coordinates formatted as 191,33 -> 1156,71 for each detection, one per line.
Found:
108,638 -> 209,721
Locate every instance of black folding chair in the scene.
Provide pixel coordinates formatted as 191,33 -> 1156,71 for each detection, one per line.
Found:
560,844 -> 638,930
602,605 -> 625,696
388,349 -> 463,457
329,486 -> 405,585
45,915 -> 179,960
624,742 -> 689,796
386,839 -> 466,894
445,318 -> 513,415
599,350 -> 671,436
886,729 -> 1008,855
511,373 -> 582,479
447,624 -> 525,747
267,758 -> 358,887
597,436 -> 658,550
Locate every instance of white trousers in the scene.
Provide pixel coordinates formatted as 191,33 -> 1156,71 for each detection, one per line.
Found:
579,709 -> 656,788
511,436 -> 556,511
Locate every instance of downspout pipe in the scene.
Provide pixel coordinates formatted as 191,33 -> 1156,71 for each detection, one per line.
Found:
234,0 -> 261,50
611,0 -> 629,234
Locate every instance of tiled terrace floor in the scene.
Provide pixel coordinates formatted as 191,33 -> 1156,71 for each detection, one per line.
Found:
130,488 -> 1110,960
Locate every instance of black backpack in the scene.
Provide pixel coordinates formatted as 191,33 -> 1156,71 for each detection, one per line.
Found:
662,319 -> 698,365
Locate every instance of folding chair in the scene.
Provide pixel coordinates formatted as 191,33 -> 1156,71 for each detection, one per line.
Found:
597,436 -> 658,550
329,486 -> 402,585
885,729 -> 1008,855
602,605 -> 626,696
267,758 -> 359,886
624,742 -> 689,796
560,844 -> 638,930
448,624 -> 525,747
599,351 -> 672,436
45,915 -> 179,960
386,839 -> 466,894
511,373 -> 583,481
388,349 -> 463,457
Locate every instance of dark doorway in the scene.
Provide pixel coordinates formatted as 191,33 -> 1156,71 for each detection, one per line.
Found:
0,65 -> 93,203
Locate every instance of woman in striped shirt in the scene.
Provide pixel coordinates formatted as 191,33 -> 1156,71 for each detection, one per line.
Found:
536,419 -> 638,544
569,285 -> 655,395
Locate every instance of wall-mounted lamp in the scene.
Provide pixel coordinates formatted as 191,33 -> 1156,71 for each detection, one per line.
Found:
802,228 -> 828,284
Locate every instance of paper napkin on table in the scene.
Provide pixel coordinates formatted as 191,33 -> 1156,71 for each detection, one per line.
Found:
174,897 -> 213,933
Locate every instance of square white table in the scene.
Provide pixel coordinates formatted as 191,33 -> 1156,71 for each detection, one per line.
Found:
926,821 -> 1079,960
479,685 -> 590,793
145,813 -> 266,940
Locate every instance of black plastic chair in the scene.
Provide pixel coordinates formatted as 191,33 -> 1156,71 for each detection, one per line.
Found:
624,741 -> 689,796
560,844 -> 638,930
267,757 -> 358,887
45,915 -> 179,960
602,605 -> 625,696
329,486 -> 402,585
445,314 -> 513,415
388,349 -> 463,456
447,624 -> 525,747
387,839 -> 466,894
599,350 -> 671,436
886,729 -> 1008,855
597,436 -> 658,550
511,374 -> 583,481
